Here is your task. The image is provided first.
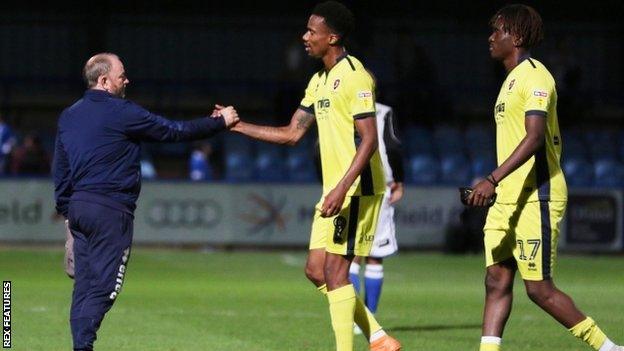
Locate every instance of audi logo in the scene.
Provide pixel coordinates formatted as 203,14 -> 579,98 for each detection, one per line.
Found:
145,199 -> 222,228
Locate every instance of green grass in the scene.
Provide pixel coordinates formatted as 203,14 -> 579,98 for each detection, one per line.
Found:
1,248 -> 623,350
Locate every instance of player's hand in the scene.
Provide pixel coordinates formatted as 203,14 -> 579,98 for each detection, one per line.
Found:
214,104 -> 240,128
320,186 -> 347,218
467,178 -> 496,207
388,182 -> 404,205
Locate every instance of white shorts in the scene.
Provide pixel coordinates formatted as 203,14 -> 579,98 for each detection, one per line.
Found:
368,189 -> 398,258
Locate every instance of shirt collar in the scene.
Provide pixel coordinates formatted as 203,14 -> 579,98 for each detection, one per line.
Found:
84,89 -> 116,100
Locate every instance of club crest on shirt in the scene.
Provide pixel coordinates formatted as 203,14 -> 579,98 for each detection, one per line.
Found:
333,79 -> 341,90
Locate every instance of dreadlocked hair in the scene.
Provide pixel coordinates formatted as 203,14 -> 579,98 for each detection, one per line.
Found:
490,4 -> 544,49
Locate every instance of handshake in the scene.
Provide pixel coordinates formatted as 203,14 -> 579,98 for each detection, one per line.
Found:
210,104 -> 240,128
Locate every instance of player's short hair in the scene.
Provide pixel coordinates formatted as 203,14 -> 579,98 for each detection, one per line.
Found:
490,4 -> 543,49
312,1 -> 355,45
83,53 -> 118,88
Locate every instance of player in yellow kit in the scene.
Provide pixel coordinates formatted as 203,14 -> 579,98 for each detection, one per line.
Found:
230,2 -> 400,350
468,4 -> 622,351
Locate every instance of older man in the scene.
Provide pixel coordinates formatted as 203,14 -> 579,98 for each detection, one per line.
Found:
53,52 -> 238,351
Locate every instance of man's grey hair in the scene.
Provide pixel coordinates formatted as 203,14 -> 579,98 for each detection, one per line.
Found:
82,53 -> 118,88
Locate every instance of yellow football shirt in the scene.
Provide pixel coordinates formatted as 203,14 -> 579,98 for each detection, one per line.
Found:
299,54 -> 385,197
493,57 -> 567,203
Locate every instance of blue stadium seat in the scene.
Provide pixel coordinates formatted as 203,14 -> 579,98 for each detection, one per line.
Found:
254,145 -> 287,182
433,125 -> 463,156
223,133 -> 254,155
224,152 -> 254,182
470,156 -> 497,180
189,150 -> 212,181
404,126 -> 434,155
286,150 -> 317,183
562,133 -> 587,161
594,159 -> 624,187
585,129 -> 618,162
464,124 -> 495,158
440,154 -> 472,185
562,157 -> 593,187
408,154 -> 440,185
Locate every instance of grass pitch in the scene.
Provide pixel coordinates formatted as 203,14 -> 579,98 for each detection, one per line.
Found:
1,248 -> 623,350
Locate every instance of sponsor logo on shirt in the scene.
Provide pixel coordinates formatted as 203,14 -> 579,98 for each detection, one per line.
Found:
357,91 -> 372,98
533,90 -> 548,97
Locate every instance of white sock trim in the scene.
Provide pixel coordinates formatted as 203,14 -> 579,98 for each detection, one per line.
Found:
349,262 -> 361,275
599,339 -> 615,351
370,329 -> 386,343
365,264 -> 384,279
481,336 -> 502,345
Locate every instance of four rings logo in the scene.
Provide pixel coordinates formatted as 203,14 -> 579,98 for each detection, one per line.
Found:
146,199 -> 222,228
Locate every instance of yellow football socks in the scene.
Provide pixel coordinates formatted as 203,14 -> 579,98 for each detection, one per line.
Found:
569,317 -> 608,350
318,283 -> 382,340
327,284 -> 357,351
354,295 -> 382,339
479,343 -> 500,351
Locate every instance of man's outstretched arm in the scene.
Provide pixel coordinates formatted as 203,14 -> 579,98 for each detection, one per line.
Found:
230,108 -> 315,146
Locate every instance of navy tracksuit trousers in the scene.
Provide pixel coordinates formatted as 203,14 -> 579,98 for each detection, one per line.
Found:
68,199 -> 133,351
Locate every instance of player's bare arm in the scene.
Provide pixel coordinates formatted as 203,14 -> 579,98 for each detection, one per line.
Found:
230,108 -> 315,145
469,115 -> 546,206
321,116 -> 378,217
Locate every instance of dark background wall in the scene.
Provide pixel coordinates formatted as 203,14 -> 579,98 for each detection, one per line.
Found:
0,0 -> 622,178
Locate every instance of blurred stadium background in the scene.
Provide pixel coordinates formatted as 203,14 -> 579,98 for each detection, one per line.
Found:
0,1 -> 623,350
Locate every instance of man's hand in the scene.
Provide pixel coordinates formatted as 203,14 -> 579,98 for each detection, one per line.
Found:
467,178 -> 496,207
212,104 -> 239,128
64,219 -> 75,279
388,182 -> 404,205
321,186 -> 348,218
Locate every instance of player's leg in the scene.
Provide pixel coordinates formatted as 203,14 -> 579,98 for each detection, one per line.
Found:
518,201 -> 621,350
325,252 -> 357,351
481,259 -> 516,351
481,203 -> 517,351
305,248 -> 327,288
325,195 -> 400,351
68,201 -> 133,351
363,256 -> 383,313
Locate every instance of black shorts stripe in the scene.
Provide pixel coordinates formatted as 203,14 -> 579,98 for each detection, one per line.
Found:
360,164 -> 374,195
539,201 -> 552,279
353,129 -> 374,195
534,143 -> 551,201
346,197 -> 360,256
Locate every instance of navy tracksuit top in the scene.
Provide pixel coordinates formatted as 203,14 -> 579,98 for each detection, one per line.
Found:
53,89 -> 226,217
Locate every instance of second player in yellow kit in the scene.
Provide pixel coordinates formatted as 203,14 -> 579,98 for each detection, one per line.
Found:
470,5 -> 622,351
485,56 -> 567,280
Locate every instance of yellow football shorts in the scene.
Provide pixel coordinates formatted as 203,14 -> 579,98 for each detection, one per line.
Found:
484,201 -> 566,281
309,194 -> 383,256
